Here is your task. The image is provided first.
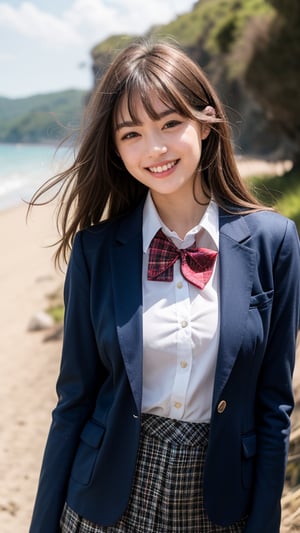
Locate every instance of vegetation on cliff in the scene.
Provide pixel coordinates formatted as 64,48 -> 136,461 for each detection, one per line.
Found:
246,0 -> 300,166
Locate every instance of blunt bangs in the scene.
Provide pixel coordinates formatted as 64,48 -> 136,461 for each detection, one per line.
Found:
113,54 -> 209,129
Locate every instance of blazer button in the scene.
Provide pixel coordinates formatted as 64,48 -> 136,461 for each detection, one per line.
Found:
217,400 -> 227,414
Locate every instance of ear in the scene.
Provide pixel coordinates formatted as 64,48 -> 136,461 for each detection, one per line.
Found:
200,105 -> 216,140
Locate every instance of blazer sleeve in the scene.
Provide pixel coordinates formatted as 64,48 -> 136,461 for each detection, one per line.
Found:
245,219 -> 300,533
29,231 -> 107,533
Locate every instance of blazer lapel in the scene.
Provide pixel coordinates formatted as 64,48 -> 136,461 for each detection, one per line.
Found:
212,209 -> 256,410
110,202 -> 144,414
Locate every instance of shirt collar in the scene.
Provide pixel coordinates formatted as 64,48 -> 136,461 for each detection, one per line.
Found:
143,191 -> 219,253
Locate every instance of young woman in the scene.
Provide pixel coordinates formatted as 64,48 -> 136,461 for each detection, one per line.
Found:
29,40 -> 300,533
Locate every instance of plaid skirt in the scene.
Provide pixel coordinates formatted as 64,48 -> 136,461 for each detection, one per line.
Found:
60,414 -> 247,532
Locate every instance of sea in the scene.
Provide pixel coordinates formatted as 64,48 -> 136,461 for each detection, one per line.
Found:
0,143 -> 74,211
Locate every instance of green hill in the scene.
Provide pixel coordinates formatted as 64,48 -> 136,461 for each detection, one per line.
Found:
0,89 -> 87,144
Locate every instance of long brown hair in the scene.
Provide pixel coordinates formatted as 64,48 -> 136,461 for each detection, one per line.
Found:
29,39 -> 265,266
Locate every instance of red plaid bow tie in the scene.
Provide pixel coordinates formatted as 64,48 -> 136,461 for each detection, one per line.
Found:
148,229 -> 218,290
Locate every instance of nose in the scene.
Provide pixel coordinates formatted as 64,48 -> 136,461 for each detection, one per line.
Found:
146,132 -> 168,158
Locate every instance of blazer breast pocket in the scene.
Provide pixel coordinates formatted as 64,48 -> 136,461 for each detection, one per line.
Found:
71,419 -> 105,486
242,290 -> 274,356
249,289 -> 274,310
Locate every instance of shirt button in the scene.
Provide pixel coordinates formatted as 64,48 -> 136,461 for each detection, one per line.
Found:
174,402 -> 182,409
180,361 -> 188,368
177,281 -> 183,289
181,320 -> 188,328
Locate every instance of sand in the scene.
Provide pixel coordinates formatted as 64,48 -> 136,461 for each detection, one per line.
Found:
0,202 -> 63,532
0,158 -> 299,532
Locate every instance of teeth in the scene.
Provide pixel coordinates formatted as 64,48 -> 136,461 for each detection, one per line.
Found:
149,160 -> 177,173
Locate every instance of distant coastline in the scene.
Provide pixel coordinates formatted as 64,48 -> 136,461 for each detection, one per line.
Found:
0,89 -> 86,145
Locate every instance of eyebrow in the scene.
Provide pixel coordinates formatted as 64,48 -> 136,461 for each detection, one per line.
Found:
115,109 -> 177,131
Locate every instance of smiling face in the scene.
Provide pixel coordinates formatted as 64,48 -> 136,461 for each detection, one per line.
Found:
114,95 -> 210,208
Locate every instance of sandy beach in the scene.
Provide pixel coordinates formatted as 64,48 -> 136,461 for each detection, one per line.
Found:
0,202 -> 63,532
0,158 -> 299,532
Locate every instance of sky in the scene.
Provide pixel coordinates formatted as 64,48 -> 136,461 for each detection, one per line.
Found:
0,0 -> 196,99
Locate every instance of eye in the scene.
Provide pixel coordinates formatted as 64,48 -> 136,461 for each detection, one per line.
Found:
163,120 -> 182,130
121,131 -> 140,140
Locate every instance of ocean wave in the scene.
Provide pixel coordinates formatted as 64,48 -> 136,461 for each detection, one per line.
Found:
0,144 -> 71,210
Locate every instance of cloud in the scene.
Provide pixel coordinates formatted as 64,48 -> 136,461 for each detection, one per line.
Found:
0,0 -> 195,96
0,0 -> 193,52
64,0 -> 127,43
0,51 -> 16,62
0,2 -> 82,47
65,0 -> 187,33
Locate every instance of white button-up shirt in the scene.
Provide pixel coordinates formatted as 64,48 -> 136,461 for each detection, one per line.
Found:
142,192 -> 220,423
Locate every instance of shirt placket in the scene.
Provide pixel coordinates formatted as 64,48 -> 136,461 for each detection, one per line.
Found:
169,260 -> 192,419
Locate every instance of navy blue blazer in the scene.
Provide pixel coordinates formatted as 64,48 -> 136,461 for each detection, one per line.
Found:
29,201 -> 300,533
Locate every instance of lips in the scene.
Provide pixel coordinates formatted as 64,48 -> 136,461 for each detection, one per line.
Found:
148,159 -> 178,174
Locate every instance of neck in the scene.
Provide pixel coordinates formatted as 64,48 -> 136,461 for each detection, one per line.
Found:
151,191 -> 209,239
